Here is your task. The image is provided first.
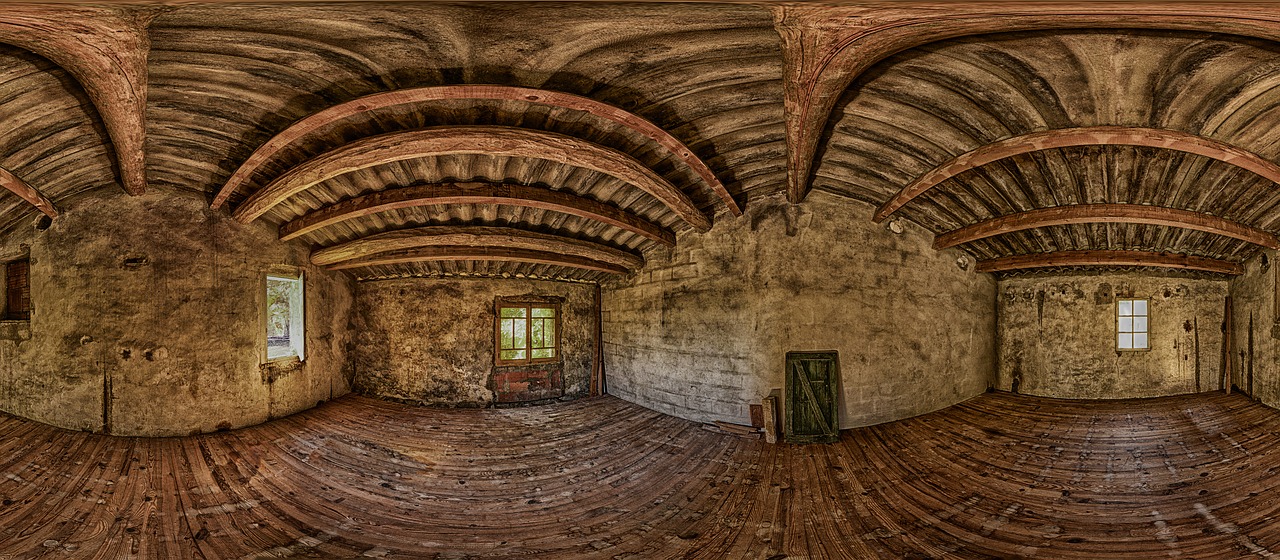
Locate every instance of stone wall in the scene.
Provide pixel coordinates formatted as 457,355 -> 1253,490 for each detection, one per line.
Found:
352,277 -> 596,407
1228,251 -> 1278,406
602,191 -> 998,429
0,189 -> 355,436
997,273 -> 1228,399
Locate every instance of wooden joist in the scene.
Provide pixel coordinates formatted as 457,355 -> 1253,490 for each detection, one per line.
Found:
975,250 -> 1244,275
774,3 -> 1280,205
0,7 -> 150,196
311,225 -> 644,271
0,167 -> 57,219
213,85 -> 738,216
326,246 -> 630,274
231,126 -> 711,232
876,126 -> 1280,223
279,182 -> 675,247
933,204 -> 1280,250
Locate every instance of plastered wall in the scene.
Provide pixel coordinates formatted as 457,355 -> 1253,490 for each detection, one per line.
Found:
997,273 -> 1228,399
602,191 -> 998,429
352,277 -> 596,407
1228,251 -> 1279,406
0,189 -> 355,436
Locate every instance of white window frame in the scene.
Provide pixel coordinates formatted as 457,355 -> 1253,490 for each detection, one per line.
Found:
265,272 -> 305,362
1117,298 -> 1149,351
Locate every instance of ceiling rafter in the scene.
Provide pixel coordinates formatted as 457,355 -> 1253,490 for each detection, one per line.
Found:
329,246 -> 629,274
934,204 -> 1280,251
0,7 -> 151,196
279,181 -> 675,247
212,84 -> 739,216
774,2 -> 1280,205
311,225 -> 645,272
875,127 -> 1280,223
0,167 -> 58,219
975,250 -> 1243,275
231,125 -> 712,232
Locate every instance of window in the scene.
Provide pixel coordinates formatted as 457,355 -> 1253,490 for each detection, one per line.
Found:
3,259 -> 28,321
266,273 -> 304,361
1117,298 -> 1148,350
496,301 -> 559,366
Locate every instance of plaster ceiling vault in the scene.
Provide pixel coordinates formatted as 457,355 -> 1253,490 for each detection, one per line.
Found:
5,3 -> 1280,279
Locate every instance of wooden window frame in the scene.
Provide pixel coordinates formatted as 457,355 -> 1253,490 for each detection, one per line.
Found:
264,270 -> 305,363
494,299 -> 561,367
1116,298 -> 1150,352
3,259 -> 29,321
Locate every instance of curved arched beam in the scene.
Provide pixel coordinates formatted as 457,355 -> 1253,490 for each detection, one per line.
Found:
280,181 -> 675,247
875,127 -> 1280,223
774,3 -> 1280,204
232,126 -> 712,232
0,167 -> 57,219
975,250 -> 1242,276
328,246 -> 628,274
312,226 -> 644,272
934,204 -> 1280,251
212,84 -> 739,217
0,7 -> 151,195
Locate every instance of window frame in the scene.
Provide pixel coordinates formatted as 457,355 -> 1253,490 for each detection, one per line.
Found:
264,270 -> 305,363
1116,298 -> 1150,352
494,299 -> 561,367
2,258 -> 29,322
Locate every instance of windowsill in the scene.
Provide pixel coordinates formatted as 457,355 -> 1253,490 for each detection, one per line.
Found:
0,320 -> 29,341
261,355 -> 303,383
494,361 -> 562,370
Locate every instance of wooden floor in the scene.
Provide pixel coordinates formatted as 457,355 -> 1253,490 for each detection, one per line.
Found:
3,391 -> 1280,559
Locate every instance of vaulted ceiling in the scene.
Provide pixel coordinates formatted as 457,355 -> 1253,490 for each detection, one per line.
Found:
4,2 -> 1280,281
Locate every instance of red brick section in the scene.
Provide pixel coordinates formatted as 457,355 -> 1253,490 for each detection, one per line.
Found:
876,126 -> 1280,223
491,368 -> 563,403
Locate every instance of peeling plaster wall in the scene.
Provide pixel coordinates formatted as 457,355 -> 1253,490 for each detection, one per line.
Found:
352,277 -> 595,407
997,273 -> 1227,399
1229,251 -> 1278,406
602,191 -> 997,429
0,189 -> 355,436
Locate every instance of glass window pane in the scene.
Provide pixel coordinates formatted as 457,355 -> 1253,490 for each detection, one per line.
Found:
501,349 -> 526,361
531,319 -> 544,347
1133,317 -> 1148,333
500,320 -> 515,349
1119,317 -> 1133,333
546,318 -> 555,344
1134,300 -> 1147,315
1134,333 -> 1148,349
500,306 -> 527,318
532,348 -> 554,359
1118,300 -> 1132,316
512,319 -> 526,348
532,306 -> 555,318
1119,333 -> 1133,349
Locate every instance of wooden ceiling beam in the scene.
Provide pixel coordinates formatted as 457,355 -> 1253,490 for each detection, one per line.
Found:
876,127 -> 1280,223
0,7 -> 151,196
775,3 -> 1280,205
279,181 -> 675,247
311,226 -> 644,271
232,125 -> 712,232
212,84 -> 739,217
935,204 -> 1280,251
0,167 -> 57,219
975,250 -> 1243,276
328,246 -> 629,274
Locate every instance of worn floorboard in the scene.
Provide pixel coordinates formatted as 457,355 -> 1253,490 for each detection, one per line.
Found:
2,391 -> 1279,558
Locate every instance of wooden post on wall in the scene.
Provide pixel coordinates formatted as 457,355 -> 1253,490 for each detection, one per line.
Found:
1222,296 -> 1233,394
1193,316 -> 1201,393
592,283 -> 603,396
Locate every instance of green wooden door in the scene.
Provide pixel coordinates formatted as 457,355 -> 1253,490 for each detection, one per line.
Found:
784,351 -> 840,444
